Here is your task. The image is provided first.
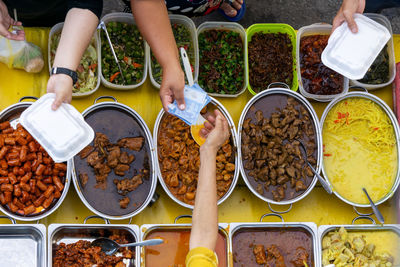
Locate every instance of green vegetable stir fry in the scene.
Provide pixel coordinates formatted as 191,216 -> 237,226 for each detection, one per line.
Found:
151,23 -> 194,85
358,44 -> 390,85
101,22 -> 145,85
50,32 -> 97,93
198,29 -> 244,95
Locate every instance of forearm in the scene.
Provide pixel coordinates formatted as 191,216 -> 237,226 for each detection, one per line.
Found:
52,8 -> 98,70
190,146 -> 218,251
131,0 -> 180,70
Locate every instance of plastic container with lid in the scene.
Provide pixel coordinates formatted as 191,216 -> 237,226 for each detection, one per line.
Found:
197,21 -> 248,98
99,12 -> 149,90
20,93 -> 94,163
350,13 -> 396,90
246,23 -> 298,95
296,23 -> 349,102
149,15 -> 199,89
321,14 -> 391,80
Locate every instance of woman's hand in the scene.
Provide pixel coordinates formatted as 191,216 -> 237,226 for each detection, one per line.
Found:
0,0 -> 24,40
159,63 -> 186,112
46,74 -> 73,110
200,110 -> 230,153
332,0 -> 365,33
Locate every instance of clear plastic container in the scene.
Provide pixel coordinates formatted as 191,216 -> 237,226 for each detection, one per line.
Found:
20,93 -> 94,163
296,23 -> 349,102
350,13 -> 396,90
321,14 -> 391,80
246,23 -> 297,95
148,15 -> 198,89
48,23 -> 101,98
99,13 -> 149,90
197,21 -> 248,98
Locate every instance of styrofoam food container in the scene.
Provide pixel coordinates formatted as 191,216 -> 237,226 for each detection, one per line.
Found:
197,21 -> 248,98
20,93 -> 94,163
48,22 -> 101,97
296,23 -> 349,102
149,15 -> 199,89
322,14 -> 391,80
99,13 -> 149,90
350,13 -> 396,90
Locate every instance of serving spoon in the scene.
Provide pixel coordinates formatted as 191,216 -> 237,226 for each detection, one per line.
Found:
91,237 -> 163,256
296,139 -> 333,194
362,187 -> 385,224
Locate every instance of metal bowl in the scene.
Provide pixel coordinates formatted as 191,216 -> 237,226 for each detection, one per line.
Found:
153,97 -> 239,209
320,91 -> 400,208
237,87 -> 323,206
71,96 -> 157,220
0,97 -> 71,221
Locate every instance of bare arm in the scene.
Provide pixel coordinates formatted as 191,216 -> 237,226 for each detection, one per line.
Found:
47,8 -> 98,109
190,110 -> 230,251
131,0 -> 185,111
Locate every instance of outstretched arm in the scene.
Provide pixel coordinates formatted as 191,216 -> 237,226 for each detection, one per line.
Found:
47,7 -> 99,110
131,0 -> 185,112
190,110 -> 230,251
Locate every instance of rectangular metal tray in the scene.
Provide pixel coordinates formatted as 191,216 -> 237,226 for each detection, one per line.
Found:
229,221 -> 320,267
319,224 -> 400,266
0,223 -> 46,267
140,223 -> 230,266
48,223 -> 140,267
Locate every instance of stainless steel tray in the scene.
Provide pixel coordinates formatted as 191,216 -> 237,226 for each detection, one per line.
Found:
140,218 -> 230,267
229,215 -> 319,267
0,216 -> 46,267
318,223 -> 400,266
48,216 -> 140,267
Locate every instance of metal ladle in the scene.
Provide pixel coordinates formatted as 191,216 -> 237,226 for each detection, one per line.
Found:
296,139 -> 333,194
362,187 -> 385,224
91,237 -> 163,256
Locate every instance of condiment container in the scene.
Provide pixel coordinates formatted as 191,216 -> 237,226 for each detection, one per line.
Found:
296,23 -> 349,102
197,21 -> 248,97
322,14 -> 391,80
149,15 -> 199,89
350,13 -> 396,90
246,23 -> 298,94
48,22 -> 101,97
20,93 -> 94,163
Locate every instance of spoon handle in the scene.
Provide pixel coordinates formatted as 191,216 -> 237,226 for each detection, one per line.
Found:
362,188 -> 385,224
307,162 -> 333,194
119,239 -> 163,248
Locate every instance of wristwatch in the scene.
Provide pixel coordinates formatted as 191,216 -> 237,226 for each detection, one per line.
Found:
50,67 -> 78,85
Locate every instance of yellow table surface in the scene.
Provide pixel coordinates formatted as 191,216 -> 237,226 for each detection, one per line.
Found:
0,28 -> 399,226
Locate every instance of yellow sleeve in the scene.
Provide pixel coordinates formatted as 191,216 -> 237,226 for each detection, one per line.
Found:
185,247 -> 219,267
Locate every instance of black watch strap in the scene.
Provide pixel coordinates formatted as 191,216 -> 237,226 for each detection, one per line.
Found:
51,67 -> 78,85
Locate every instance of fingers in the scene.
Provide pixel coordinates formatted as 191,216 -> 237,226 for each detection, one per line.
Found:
203,121 -> 214,131
232,0 -> 242,10
343,9 -> 358,33
173,86 -> 185,110
199,128 -> 209,138
159,86 -> 173,112
51,95 -> 63,111
332,14 -> 345,33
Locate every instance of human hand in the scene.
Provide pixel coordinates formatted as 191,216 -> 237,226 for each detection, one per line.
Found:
332,0 -> 365,33
159,64 -> 186,112
200,110 -> 230,152
0,0 -> 24,40
46,74 -> 73,110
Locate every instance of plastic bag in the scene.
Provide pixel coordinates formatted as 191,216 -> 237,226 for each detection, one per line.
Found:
0,35 -> 44,73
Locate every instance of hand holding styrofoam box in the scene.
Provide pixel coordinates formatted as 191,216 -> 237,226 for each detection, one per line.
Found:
322,14 -> 391,80
20,93 -> 94,162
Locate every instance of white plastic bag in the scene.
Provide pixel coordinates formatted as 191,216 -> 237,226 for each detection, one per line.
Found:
0,35 -> 44,73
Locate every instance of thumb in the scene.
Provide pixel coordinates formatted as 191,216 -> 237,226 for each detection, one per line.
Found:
0,24 -> 11,39
343,10 -> 358,33
174,87 -> 186,110
51,93 -> 64,111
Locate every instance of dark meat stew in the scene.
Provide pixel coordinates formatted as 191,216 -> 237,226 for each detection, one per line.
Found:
241,95 -> 317,201
232,227 -> 314,267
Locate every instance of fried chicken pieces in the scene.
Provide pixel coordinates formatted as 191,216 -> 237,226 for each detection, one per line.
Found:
79,132 -> 147,209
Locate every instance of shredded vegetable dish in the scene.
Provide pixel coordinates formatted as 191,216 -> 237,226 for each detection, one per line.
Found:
50,32 -> 97,93
323,98 -> 397,204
